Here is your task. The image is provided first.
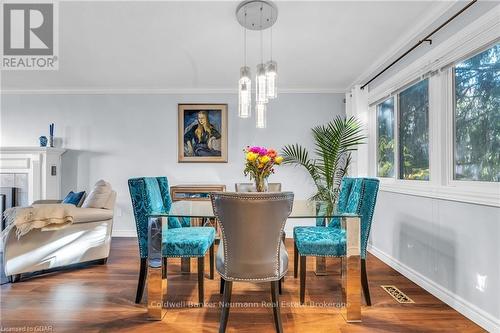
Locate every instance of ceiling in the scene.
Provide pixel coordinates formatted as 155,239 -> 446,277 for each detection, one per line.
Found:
0,1 -> 455,92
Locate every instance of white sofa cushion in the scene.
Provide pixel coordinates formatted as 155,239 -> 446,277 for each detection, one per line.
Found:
82,180 -> 112,209
73,208 -> 114,224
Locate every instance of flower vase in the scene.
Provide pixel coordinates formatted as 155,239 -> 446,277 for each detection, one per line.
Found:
254,177 -> 268,192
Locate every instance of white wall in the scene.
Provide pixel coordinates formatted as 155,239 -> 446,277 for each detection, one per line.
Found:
354,5 -> 500,332
0,92 -> 344,235
370,193 -> 500,332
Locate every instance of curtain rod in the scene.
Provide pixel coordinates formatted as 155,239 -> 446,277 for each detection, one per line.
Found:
360,0 -> 477,90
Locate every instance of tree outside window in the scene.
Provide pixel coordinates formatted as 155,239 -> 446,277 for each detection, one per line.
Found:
398,79 -> 430,180
377,97 -> 395,177
454,44 -> 499,182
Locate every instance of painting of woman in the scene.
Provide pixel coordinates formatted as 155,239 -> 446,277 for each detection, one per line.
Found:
178,104 -> 228,162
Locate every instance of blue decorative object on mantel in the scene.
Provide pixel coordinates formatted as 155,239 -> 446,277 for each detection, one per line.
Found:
49,123 -> 54,147
39,136 -> 48,147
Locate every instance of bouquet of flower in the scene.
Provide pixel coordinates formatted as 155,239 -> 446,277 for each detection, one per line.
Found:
244,146 -> 283,192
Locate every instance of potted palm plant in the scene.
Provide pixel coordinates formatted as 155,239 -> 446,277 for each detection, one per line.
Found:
281,116 -> 366,207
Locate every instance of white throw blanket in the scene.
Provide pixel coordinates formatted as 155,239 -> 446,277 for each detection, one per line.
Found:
2,204 -> 75,239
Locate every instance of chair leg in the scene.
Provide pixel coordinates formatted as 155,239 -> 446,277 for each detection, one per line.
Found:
300,256 -> 306,305
278,277 -> 283,295
135,258 -> 147,304
219,280 -> 233,333
294,242 -> 298,278
198,257 -> 205,306
209,243 -> 215,280
162,257 -> 168,278
361,258 -> 371,306
220,278 -> 225,295
271,280 -> 284,333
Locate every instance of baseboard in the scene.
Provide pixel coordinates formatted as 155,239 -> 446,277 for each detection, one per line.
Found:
368,244 -> 500,333
112,229 -> 137,237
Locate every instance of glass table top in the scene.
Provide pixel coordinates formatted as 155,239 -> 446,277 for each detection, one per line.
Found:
149,199 -> 359,219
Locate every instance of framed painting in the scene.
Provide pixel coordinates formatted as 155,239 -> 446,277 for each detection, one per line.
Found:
178,104 -> 228,163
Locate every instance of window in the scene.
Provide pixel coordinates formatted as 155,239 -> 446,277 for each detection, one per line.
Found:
454,44 -> 500,182
398,79 -> 429,181
376,97 -> 395,177
375,80 -> 429,181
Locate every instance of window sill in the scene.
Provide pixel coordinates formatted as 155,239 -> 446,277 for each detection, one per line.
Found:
379,181 -> 500,207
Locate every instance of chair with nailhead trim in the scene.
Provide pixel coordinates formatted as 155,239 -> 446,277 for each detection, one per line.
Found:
128,177 -> 215,305
293,177 -> 379,306
210,192 -> 294,333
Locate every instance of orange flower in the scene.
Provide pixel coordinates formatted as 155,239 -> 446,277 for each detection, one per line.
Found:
267,149 -> 277,158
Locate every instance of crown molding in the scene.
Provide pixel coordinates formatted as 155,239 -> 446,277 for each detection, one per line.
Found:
0,87 -> 347,95
347,0 -> 458,91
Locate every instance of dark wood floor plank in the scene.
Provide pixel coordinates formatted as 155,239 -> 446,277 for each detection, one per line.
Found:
0,238 -> 484,333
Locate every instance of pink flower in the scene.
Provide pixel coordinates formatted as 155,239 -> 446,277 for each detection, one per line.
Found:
249,146 -> 261,154
248,146 -> 268,155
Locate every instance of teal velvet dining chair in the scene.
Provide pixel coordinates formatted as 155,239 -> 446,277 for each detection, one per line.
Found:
293,177 -> 379,305
128,177 -> 215,305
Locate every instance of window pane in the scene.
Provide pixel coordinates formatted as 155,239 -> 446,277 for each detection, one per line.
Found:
398,79 -> 429,180
377,97 -> 395,177
454,44 -> 500,182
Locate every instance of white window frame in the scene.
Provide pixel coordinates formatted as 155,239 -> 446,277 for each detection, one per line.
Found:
366,9 -> 500,207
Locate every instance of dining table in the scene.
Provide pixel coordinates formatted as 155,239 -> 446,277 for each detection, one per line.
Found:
146,199 -> 362,323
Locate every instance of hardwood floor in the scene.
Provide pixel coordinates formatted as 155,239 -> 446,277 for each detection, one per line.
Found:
1,238 -> 484,333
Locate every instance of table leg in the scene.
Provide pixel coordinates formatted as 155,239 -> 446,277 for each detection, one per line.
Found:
181,257 -> 191,274
315,257 -> 327,276
341,216 -> 361,322
147,217 -> 167,320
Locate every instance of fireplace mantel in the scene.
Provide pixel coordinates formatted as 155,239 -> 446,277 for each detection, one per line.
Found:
0,147 -> 66,204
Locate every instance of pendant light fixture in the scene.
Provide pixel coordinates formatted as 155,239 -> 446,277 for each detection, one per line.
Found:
236,0 -> 278,127
265,9 -> 277,99
256,102 -> 267,129
238,13 -> 251,118
255,7 -> 268,105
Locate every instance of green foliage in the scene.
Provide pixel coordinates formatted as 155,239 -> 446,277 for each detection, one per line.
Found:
377,135 -> 394,177
399,79 -> 430,180
281,116 -> 366,204
454,44 -> 499,182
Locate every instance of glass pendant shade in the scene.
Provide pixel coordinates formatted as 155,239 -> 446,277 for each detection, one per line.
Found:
256,103 -> 267,129
256,63 -> 268,104
238,66 -> 252,118
265,61 -> 277,99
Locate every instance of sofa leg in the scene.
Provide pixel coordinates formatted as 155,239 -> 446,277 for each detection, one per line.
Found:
9,274 -> 21,283
99,258 -> 108,265
135,258 -> 147,304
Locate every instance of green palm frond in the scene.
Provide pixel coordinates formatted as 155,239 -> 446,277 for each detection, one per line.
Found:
281,116 -> 366,204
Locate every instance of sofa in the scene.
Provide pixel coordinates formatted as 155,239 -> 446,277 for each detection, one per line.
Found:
2,185 -> 116,282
